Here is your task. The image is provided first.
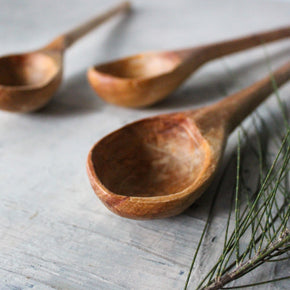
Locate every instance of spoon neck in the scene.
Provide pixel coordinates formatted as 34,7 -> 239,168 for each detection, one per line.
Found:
42,2 -> 130,52
195,62 -> 290,134
174,48 -> 208,72
62,1 -> 130,49
42,36 -> 66,53
174,26 -> 290,76
201,26 -> 290,62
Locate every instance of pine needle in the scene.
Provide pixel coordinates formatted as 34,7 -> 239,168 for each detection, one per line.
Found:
183,51 -> 289,289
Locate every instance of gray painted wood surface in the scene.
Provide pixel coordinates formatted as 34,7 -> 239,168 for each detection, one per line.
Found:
0,0 -> 289,289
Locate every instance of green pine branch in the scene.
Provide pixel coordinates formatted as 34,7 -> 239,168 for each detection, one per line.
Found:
183,52 -> 289,289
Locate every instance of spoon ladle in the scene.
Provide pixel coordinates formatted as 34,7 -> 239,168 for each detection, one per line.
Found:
87,62 -> 290,219
0,1 -> 130,112
88,26 -> 290,108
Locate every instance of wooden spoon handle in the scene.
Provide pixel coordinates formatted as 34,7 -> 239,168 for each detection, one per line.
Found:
201,26 -> 290,61
211,62 -> 290,133
45,1 -> 130,51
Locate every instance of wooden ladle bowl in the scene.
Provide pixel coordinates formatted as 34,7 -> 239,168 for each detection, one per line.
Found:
87,62 -> 290,219
88,51 -> 184,107
0,53 -> 59,87
0,50 -> 62,112
91,114 -> 210,197
88,26 -> 290,108
87,111 -> 225,219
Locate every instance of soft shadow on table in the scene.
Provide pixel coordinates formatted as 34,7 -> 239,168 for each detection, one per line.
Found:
35,70 -> 105,117
36,13 -> 133,117
149,47 -> 290,111
96,8 -> 137,60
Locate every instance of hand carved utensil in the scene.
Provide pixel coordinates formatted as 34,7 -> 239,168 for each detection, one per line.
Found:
0,1 -> 130,112
87,62 -> 290,219
88,26 -> 290,108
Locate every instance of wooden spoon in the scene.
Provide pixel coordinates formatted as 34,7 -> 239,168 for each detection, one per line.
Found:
87,62 -> 290,219
0,1 -> 130,113
88,26 -> 290,108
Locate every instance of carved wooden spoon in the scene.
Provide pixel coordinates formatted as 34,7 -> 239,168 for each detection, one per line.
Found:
0,1 -> 130,113
88,26 -> 290,108
87,62 -> 290,219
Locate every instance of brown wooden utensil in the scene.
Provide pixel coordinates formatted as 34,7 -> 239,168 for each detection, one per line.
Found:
88,26 -> 290,108
0,1 -> 130,113
87,61 -> 290,220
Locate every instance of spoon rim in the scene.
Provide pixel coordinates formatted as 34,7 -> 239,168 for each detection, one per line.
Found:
89,50 -> 182,82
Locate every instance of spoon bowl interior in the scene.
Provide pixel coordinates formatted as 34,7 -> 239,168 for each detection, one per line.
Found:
0,52 -> 59,87
87,113 -> 216,219
95,52 -> 182,79
88,51 -> 190,108
0,52 -> 62,112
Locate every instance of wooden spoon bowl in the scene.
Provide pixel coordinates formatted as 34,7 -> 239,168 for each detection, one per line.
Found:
88,26 -> 290,108
88,112 -> 222,219
0,53 -> 59,87
87,62 -> 290,219
88,50 -> 188,107
91,114 -> 211,196
0,51 -> 62,112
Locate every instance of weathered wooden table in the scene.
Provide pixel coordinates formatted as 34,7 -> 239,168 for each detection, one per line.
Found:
1,0 -> 289,289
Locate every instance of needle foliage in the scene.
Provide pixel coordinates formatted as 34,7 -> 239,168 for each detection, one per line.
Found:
184,58 -> 289,289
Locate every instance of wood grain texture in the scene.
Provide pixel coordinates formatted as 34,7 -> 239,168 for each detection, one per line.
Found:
1,0 -> 290,289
